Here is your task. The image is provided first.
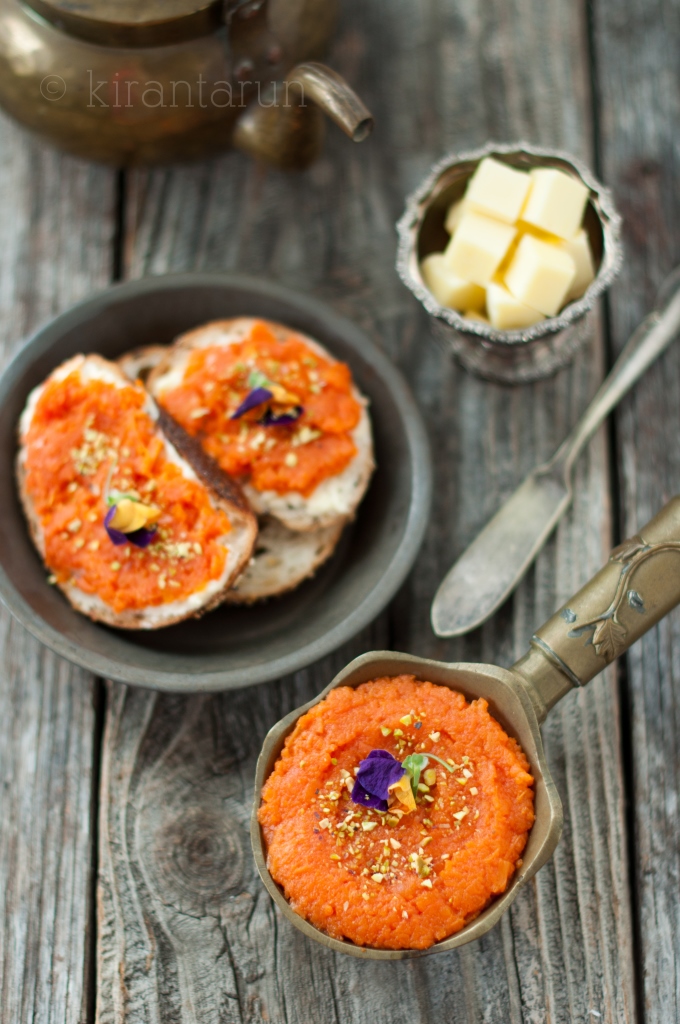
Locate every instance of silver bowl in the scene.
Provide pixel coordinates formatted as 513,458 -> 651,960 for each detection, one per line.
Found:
396,141 -> 623,384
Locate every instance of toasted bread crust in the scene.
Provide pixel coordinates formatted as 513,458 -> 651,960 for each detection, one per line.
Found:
17,355 -> 257,630
147,318 -> 375,532
118,345 -> 167,385
157,407 -> 252,517
224,516 -> 344,604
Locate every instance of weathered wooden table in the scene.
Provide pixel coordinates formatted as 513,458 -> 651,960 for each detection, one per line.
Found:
1,1 -> 678,1020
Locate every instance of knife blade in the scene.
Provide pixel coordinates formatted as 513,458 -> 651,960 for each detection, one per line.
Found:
431,470 -> 570,637
431,266 -> 680,638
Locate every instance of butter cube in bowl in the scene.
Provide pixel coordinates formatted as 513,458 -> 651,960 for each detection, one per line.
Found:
396,143 -> 622,383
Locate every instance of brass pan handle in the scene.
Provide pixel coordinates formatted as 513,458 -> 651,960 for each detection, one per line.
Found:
513,497 -> 680,721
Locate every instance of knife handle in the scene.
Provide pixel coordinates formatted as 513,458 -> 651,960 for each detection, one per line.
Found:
513,497 -> 680,721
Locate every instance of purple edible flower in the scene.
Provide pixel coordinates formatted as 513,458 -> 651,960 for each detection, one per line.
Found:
260,405 -> 303,426
230,387 -> 272,419
351,749 -> 405,812
104,506 -> 157,549
125,526 -> 157,548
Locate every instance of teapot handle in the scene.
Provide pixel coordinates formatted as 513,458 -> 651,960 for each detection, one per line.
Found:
223,0 -> 267,20
513,497 -> 680,721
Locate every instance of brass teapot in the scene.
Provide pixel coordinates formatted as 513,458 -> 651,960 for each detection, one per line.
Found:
0,0 -> 373,166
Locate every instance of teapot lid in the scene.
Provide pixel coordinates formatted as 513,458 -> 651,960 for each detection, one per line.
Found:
25,0 -> 230,47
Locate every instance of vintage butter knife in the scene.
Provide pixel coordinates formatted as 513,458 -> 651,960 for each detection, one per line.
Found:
432,267 -> 680,638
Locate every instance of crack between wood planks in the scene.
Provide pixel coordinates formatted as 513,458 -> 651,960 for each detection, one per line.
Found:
272,908 -> 291,1024
219,923 -> 246,1024
86,165 -> 124,1024
325,964 -> 343,1024
585,2 -> 646,1020
112,169 -> 126,283
84,679 -> 106,1024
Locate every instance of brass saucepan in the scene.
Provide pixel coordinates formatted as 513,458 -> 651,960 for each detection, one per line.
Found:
252,497 -> 680,958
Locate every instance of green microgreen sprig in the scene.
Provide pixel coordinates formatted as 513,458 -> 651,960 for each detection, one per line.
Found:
247,369 -> 273,390
106,490 -> 141,506
401,752 -> 455,797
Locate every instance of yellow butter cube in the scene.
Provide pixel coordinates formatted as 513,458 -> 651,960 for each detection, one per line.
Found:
420,253 -> 485,311
561,229 -> 596,301
444,200 -> 465,235
465,157 -> 532,225
463,309 -> 490,324
520,167 -> 590,240
504,234 -> 576,316
444,210 -> 516,287
486,282 -> 544,330
494,235 -> 522,281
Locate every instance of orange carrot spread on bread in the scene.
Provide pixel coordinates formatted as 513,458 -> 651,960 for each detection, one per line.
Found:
22,370 -> 232,613
157,321 -> 362,497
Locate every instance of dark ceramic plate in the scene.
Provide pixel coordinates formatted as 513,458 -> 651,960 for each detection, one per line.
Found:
0,274 -> 431,692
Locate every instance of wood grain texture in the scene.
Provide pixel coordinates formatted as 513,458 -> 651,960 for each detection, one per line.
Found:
595,1 -> 680,1020
0,116 -> 115,1023
97,1 -> 635,1021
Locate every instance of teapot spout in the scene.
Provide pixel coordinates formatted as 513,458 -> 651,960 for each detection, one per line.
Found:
286,62 -> 374,143
233,62 -> 373,170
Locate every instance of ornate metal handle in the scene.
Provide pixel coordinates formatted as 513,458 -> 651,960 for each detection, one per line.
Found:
513,498 -> 680,720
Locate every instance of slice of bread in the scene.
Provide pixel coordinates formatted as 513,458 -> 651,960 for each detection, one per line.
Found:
224,516 -> 344,603
17,354 -> 257,630
118,345 -> 168,385
147,318 -> 375,532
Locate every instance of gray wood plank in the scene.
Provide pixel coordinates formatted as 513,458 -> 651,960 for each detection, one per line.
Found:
0,115 -> 115,1023
98,1 -> 634,1020
595,1 -> 680,1020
